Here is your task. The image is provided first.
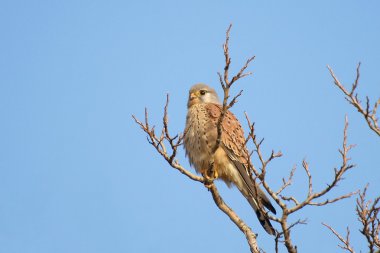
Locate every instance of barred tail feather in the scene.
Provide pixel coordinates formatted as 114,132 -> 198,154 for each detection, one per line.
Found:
246,195 -> 276,235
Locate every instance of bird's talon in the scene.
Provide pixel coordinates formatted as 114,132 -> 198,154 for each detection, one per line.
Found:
204,183 -> 212,189
204,168 -> 218,182
203,172 -> 212,182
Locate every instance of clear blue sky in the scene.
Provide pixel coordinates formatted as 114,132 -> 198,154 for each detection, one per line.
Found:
0,1 -> 379,252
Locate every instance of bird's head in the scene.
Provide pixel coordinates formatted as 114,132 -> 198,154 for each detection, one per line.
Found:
187,83 -> 220,108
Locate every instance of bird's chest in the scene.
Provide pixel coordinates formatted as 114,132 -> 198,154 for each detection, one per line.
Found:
184,106 -> 217,172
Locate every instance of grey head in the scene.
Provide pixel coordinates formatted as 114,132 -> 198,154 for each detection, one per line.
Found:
187,83 -> 221,108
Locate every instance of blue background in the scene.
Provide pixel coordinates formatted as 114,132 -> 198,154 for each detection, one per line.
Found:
0,1 -> 379,252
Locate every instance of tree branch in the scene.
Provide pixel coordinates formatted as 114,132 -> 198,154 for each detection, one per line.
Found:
322,223 -> 355,253
356,185 -> 380,252
132,99 -> 204,183
209,184 -> 259,253
328,63 -> 380,136
244,113 -> 357,253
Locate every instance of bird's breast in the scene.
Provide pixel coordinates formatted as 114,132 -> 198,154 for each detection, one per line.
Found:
184,104 -> 244,190
184,105 -> 215,174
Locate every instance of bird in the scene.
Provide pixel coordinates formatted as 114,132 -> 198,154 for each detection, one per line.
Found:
184,83 -> 276,235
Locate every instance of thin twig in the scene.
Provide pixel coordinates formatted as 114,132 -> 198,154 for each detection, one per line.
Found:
356,185 -> 380,252
245,113 -> 357,253
132,106 -> 204,183
322,223 -> 355,253
328,63 -> 380,136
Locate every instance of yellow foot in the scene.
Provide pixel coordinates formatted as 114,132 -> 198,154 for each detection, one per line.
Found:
203,166 -> 218,183
213,169 -> 218,179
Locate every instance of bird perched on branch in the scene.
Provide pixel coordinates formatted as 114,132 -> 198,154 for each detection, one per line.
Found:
184,83 -> 276,235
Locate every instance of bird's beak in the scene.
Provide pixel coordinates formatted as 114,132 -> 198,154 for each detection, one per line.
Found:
187,92 -> 199,108
189,92 -> 197,100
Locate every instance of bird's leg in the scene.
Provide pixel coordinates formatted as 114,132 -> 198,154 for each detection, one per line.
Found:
203,162 -> 218,188
212,166 -> 218,179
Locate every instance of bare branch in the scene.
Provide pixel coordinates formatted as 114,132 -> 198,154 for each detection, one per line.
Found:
214,24 -> 255,160
322,223 -> 355,253
280,195 -> 300,206
308,190 -> 358,206
244,114 -> 357,253
328,63 -> 380,136
208,184 -> 260,253
132,105 -> 204,183
287,116 -> 356,214
244,113 -> 299,253
356,185 -> 380,252
276,165 -> 297,195
302,160 -> 313,198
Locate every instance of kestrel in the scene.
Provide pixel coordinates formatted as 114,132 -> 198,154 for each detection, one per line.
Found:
184,83 -> 276,235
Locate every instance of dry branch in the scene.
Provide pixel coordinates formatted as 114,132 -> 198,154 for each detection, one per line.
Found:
244,113 -> 357,253
322,223 -> 355,253
328,63 -> 380,136
322,185 -> 380,253
132,95 -> 204,183
209,184 -> 260,253
356,185 -> 380,252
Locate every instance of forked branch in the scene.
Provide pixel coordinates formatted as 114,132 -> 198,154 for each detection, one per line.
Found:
322,185 -> 379,253
322,223 -> 355,253
328,63 -> 380,136
244,114 -> 357,253
356,185 -> 380,252
214,24 -> 254,156
132,95 -> 204,183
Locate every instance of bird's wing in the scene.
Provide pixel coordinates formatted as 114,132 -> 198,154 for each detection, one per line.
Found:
205,103 -> 276,214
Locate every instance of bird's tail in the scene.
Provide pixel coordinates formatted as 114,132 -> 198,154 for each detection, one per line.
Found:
227,156 -> 276,235
245,195 -> 276,235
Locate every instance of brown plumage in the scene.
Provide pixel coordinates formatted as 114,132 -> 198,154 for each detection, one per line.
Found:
184,83 -> 276,235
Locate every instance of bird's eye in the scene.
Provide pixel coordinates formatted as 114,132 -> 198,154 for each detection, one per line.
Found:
200,90 -> 206,95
